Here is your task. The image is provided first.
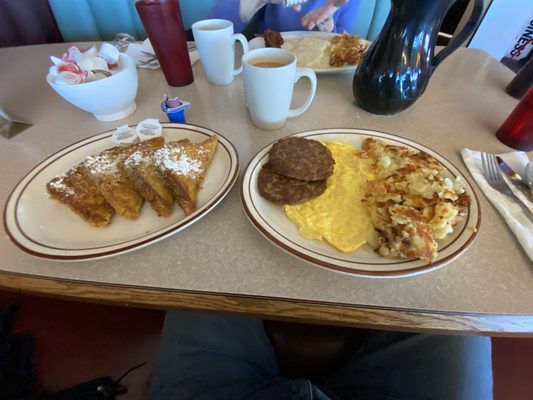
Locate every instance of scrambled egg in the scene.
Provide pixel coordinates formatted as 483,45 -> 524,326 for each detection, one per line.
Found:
284,142 -> 373,253
282,138 -> 469,262
282,37 -> 331,69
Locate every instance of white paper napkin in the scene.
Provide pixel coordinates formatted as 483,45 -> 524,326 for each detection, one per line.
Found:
125,39 -> 199,70
461,149 -> 533,262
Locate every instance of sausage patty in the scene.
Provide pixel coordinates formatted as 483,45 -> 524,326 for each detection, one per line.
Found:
269,137 -> 334,181
257,163 -> 327,205
263,29 -> 284,48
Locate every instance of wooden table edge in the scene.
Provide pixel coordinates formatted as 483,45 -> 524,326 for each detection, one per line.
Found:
0,270 -> 532,337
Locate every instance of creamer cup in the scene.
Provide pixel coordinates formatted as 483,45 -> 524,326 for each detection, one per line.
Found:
136,118 -> 162,141
112,125 -> 139,146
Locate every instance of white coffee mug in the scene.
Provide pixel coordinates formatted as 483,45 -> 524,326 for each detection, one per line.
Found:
192,19 -> 249,85
242,48 -> 317,130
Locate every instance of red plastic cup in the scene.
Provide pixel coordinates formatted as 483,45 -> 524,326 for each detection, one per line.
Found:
135,0 -> 193,87
496,85 -> 533,151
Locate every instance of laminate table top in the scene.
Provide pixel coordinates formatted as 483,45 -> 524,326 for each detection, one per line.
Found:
1,44 -> 532,335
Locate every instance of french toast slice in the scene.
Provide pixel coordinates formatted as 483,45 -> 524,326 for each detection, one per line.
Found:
124,145 -> 174,217
46,163 -> 115,227
84,137 -> 164,219
153,136 -> 218,215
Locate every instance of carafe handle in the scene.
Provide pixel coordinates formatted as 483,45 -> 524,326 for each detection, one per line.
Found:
432,0 -> 484,70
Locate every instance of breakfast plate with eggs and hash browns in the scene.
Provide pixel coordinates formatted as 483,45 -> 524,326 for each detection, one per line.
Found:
240,128 -> 481,278
249,31 -> 370,74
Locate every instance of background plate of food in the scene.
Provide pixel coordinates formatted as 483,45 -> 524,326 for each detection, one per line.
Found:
4,123 -> 239,261
240,128 -> 481,278
248,30 -> 370,74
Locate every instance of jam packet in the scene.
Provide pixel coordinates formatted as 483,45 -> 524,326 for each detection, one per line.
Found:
161,95 -> 190,123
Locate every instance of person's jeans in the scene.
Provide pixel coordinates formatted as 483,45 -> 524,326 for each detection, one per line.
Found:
149,310 -> 493,400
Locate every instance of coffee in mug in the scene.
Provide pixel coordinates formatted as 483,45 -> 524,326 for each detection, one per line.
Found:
196,26 -> 221,31
248,58 -> 290,68
242,48 -> 317,130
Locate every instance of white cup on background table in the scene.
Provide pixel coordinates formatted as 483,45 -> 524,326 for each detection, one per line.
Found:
242,48 -> 317,130
192,19 -> 249,85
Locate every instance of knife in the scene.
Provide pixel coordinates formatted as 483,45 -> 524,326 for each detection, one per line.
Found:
525,162 -> 533,190
496,156 -> 533,203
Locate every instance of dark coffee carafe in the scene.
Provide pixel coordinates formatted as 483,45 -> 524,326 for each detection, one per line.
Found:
353,0 -> 484,115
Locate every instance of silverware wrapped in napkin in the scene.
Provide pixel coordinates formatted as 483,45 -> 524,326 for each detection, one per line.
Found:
125,39 -> 199,70
461,148 -> 533,262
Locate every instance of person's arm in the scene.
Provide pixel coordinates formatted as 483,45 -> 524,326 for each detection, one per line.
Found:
332,0 -> 359,34
209,0 -> 295,32
301,0 -> 359,33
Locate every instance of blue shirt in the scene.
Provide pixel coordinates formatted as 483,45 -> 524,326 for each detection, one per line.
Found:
209,0 -> 360,34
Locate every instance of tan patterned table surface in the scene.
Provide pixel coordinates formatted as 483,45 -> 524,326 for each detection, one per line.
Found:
1,44 -> 532,335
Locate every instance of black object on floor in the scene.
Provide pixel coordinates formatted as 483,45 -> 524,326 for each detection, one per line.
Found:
44,377 -> 127,400
44,362 -> 145,400
0,305 -> 37,400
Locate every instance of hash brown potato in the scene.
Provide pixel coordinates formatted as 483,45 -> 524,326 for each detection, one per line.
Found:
361,138 -> 469,263
329,32 -> 369,67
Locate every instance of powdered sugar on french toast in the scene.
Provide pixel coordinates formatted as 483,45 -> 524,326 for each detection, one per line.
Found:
153,146 -> 203,177
124,150 -> 151,168
84,153 -> 121,175
47,177 -> 76,196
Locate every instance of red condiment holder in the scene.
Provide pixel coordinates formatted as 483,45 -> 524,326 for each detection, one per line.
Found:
496,85 -> 533,151
135,0 -> 194,87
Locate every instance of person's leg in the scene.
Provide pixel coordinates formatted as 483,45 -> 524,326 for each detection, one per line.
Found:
149,310 -> 332,400
325,331 -> 493,400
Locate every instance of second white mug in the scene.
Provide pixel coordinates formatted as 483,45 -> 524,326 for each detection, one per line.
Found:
242,48 -> 317,130
192,19 -> 249,85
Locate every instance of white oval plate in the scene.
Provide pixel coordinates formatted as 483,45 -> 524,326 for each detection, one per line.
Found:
240,128 -> 481,278
4,123 -> 239,261
249,31 -> 370,74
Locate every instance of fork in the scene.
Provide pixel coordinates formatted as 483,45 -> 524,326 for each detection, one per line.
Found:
136,59 -> 159,67
480,152 -> 511,194
481,152 -> 533,219
136,54 -> 159,67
